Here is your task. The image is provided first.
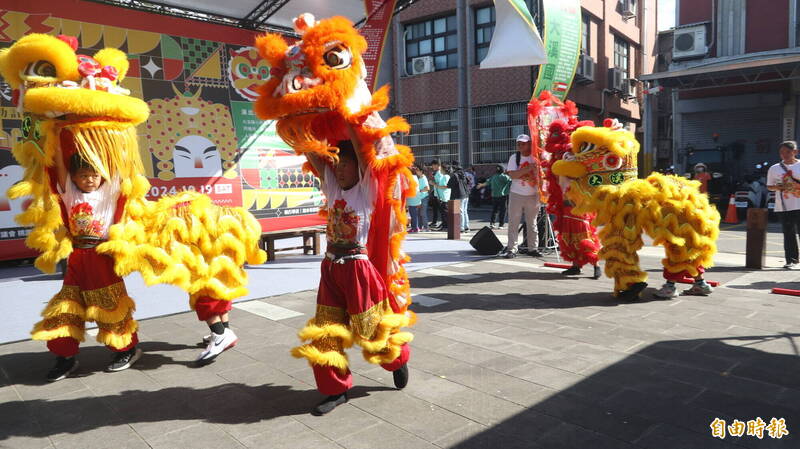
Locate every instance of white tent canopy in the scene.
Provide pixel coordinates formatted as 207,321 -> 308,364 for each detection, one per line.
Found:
97,0 -> 411,33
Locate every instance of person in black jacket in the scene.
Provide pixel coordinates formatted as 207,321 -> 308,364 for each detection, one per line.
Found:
447,163 -> 471,232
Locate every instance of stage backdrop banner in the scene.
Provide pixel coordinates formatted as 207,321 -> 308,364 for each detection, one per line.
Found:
0,1 -> 327,261
360,0 -> 398,90
480,0 -> 547,70
532,0 -> 582,101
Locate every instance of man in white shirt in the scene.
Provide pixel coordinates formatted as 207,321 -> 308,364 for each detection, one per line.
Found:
767,140 -> 800,269
501,134 -> 542,258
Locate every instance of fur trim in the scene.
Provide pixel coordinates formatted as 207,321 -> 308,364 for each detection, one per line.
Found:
291,344 -> 350,372
296,319 -> 355,348
84,295 -> 136,324
95,319 -> 138,349
31,322 -> 85,343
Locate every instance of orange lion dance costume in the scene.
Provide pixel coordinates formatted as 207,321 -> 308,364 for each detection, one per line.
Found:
253,14 -> 415,406
530,92 -> 601,277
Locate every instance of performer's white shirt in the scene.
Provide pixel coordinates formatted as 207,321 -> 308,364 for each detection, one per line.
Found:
321,165 -> 377,247
57,176 -> 120,239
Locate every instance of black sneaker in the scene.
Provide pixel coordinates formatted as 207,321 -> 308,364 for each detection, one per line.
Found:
107,347 -> 142,372
529,249 -> 543,257
393,363 -> 409,389
46,356 -> 78,382
311,393 -> 348,416
562,266 -> 581,275
616,282 -> 648,301
592,265 -> 602,279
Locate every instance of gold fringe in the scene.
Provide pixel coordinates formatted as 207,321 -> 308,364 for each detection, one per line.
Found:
296,319 -> 354,348
291,344 -> 350,372
31,314 -> 86,342
96,319 -> 138,349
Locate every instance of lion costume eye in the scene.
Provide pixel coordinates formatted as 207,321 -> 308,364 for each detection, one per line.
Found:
25,60 -> 57,78
323,45 -> 352,69
578,142 -> 596,153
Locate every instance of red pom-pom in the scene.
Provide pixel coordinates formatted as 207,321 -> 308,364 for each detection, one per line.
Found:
603,118 -> 614,128
57,35 -> 79,51
100,65 -> 118,81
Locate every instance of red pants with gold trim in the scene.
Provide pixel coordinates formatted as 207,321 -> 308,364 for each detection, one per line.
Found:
292,257 -> 413,395
31,248 -> 138,357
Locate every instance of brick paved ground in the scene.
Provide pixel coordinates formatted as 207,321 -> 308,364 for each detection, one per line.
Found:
1,208 -> 799,449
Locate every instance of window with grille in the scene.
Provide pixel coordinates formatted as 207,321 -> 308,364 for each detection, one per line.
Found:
475,5 -> 495,64
614,35 -> 630,75
403,15 -> 458,75
399,110 -> 459,165
472,102 -> 528,164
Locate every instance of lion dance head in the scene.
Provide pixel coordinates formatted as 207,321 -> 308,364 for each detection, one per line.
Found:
552,119 -> 639,192
0,34 -> 149,181
253,13 -> 383,159
0,34 -> 149,272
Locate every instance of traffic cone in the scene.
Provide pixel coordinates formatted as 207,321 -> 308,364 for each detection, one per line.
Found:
724,194 -> 738,224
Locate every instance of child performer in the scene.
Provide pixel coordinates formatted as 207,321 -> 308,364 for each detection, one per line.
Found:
32,143 -> 141,381
295,129 -> 411,416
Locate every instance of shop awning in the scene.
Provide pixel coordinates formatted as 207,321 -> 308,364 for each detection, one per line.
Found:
90,0 -> 416,33
641,52 -> 800,90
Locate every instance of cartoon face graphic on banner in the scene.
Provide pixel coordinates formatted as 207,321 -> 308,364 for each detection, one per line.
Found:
146,85 -> 239,180
228,47 -> 270,101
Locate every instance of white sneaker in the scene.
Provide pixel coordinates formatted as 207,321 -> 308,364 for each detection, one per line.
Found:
784,262 -> 798,270
653,282 -> 678,299
196,328 -> 238,363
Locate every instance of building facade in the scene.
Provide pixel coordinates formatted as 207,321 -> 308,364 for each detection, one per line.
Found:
381,0 -> 657,171
643,0 -> 800,187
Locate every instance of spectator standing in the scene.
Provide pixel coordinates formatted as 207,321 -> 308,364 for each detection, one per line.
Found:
428,160 -> 442,228
462,165 -> 475,231
477,165 -> 511,229
447,163 -> 471,233
501,134 -> 542,258
432,162 -> 451,230
767,140 -> 800,269
408,164 -> 430,232
692,163 -> 712,194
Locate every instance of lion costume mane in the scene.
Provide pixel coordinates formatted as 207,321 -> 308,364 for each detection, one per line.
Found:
0,34 -> 266,347
552,120 -> 720,300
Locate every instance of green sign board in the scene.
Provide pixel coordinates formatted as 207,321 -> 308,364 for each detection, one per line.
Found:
230,101 -> 292,151
532,0 -> 582,101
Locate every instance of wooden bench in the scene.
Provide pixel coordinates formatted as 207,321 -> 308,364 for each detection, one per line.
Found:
261,226 -> 324,261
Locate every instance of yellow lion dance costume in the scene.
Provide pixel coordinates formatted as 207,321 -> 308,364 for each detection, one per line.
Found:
0,34 -> 266,362
253,14 -> 415,402
552,121 -> 720,300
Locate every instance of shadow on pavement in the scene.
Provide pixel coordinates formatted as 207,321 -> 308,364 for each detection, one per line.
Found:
0,341 -> 394,440
451,333 -> 800,449
0,341 -> 199,386
0,381 -> 393,440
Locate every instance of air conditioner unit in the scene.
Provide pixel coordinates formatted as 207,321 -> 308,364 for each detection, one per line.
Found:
608,67 -> 625,91
620,0 -> 636,18
575,53 -> 595,84
672,24 -> 708,60
411,56 -> 434,75
621,78 -> 637,99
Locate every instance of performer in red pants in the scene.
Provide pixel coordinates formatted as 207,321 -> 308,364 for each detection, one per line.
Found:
293,138 -> 412,416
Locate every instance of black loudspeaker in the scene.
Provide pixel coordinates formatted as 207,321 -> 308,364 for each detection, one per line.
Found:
469,226 -> 504,255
